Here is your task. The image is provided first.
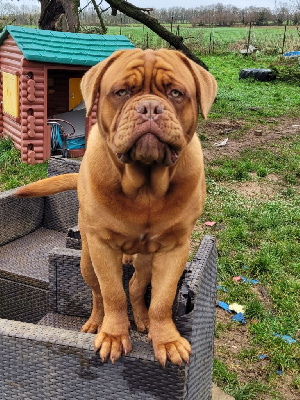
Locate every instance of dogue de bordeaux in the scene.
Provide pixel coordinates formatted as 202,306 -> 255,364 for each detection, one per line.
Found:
16,49 -> 217,367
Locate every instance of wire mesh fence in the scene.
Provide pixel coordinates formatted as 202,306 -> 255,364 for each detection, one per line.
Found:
105,25 -> 300,55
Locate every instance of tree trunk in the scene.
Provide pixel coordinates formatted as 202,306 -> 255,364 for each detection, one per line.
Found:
104,0 -> 208,70
39,0 -> 80,32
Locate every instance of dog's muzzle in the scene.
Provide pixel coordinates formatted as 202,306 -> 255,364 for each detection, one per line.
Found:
116,133 -> 179,166
115,98 -> 181,166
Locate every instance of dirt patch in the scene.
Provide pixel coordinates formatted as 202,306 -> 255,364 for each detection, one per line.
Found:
199,117 -> 300,162
222,177 -> 282,200
214,308 -> 270,383
252,285 -> 273,311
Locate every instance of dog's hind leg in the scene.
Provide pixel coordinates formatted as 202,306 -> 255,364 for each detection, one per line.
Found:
80,229 -> 104,334
130,254 -> 152,333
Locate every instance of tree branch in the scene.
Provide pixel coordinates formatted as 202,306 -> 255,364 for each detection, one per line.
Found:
104,0 -> 208,70
90,0 -> 107,33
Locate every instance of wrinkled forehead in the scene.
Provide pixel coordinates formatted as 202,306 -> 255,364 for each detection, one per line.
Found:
100,49 -> 196,94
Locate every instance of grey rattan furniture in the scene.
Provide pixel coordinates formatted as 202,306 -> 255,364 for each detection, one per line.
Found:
0,157 -> 217,399
0,157 -> 79,324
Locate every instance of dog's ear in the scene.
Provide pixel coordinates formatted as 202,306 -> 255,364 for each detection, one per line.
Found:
81,50 -> 126,116
178,54 -> 217,119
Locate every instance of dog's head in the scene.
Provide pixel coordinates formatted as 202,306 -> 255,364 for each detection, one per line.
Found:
81,49 -> 217,166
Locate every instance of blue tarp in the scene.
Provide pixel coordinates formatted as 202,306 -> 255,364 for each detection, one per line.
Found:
283,51 -> 300,57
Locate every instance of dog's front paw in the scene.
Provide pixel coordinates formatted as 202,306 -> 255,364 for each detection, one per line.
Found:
94,331 -> 132,364
149,323 -> 192,367
153,336 -> 191,367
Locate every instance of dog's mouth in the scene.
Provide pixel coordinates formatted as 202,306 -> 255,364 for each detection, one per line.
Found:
116,133 -> 179,166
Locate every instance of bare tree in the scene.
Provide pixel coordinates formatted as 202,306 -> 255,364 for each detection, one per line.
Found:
39,0 -> 80,32
88,0 -> 107,33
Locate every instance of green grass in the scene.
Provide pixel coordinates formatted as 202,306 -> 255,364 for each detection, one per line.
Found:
106,24 -> 300,122
213,359 -> 271,399
193,52 -> 300,395
106,25 -> 299,55
201,135 -> 300,397
206,140 -> 300,185
0,138 -> 47,191
202,53 -> 300,121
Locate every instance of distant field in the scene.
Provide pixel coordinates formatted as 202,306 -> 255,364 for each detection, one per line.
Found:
106,25 -> 299,54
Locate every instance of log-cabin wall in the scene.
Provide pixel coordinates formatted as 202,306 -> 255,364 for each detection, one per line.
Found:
0,36 -> 23,149
21,59 -> 47,163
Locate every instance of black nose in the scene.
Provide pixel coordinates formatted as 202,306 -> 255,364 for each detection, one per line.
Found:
136,100 -> 164,120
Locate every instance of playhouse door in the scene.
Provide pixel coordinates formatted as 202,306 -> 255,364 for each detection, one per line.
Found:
69,78 -> 83,111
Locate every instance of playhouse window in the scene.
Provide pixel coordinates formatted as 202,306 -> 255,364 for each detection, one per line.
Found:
2,72 -> 19,118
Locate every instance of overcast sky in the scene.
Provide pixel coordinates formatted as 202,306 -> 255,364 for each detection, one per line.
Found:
21,0 -> 281,11
121,0 -> 278,10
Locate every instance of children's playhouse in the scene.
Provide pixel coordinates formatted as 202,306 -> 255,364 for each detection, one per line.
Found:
0,25 -> 134,164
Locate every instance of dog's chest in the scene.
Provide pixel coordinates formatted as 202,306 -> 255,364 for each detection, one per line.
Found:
120,232 -> 161,255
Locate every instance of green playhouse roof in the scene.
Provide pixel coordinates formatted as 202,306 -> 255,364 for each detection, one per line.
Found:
0,25 -> 135,66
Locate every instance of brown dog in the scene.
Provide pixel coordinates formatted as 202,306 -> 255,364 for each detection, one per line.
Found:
16,49 -> 217,366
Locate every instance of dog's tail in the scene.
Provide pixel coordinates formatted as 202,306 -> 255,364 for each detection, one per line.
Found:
15,173 -> 78,198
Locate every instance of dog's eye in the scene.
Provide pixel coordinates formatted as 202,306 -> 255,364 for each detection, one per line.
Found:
170,89 -> 183,98
116,89 -> 128,97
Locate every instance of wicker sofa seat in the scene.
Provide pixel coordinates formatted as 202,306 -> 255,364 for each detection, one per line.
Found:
0,157 -> 217,400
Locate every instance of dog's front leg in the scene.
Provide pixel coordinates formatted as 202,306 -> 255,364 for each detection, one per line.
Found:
80,229 -> 104,333
87,233 -> 132,363
149,240 -> 192,367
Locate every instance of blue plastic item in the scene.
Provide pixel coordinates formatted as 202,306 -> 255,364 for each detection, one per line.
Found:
240,276 -> 259,285
50,124 -> 62,151
283,51 -> 300,57
232,312 -> 245,324
258,354 -> 268,360
67,136 -> 85,150
218,301 -> 232,313
273,333 -> 297,344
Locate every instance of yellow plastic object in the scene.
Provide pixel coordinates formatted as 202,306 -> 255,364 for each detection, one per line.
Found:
69,78 -> 83,111
2,72 -> 19,118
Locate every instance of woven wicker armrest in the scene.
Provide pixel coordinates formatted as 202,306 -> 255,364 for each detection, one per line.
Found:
42,157 -> 81,232
0,188 -> 44,246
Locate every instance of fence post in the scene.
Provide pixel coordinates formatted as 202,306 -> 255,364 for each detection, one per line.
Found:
171,16 -> 173,33
119,16 -> 122,35
281,25 -> 287,55
247,21 -> 252,53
